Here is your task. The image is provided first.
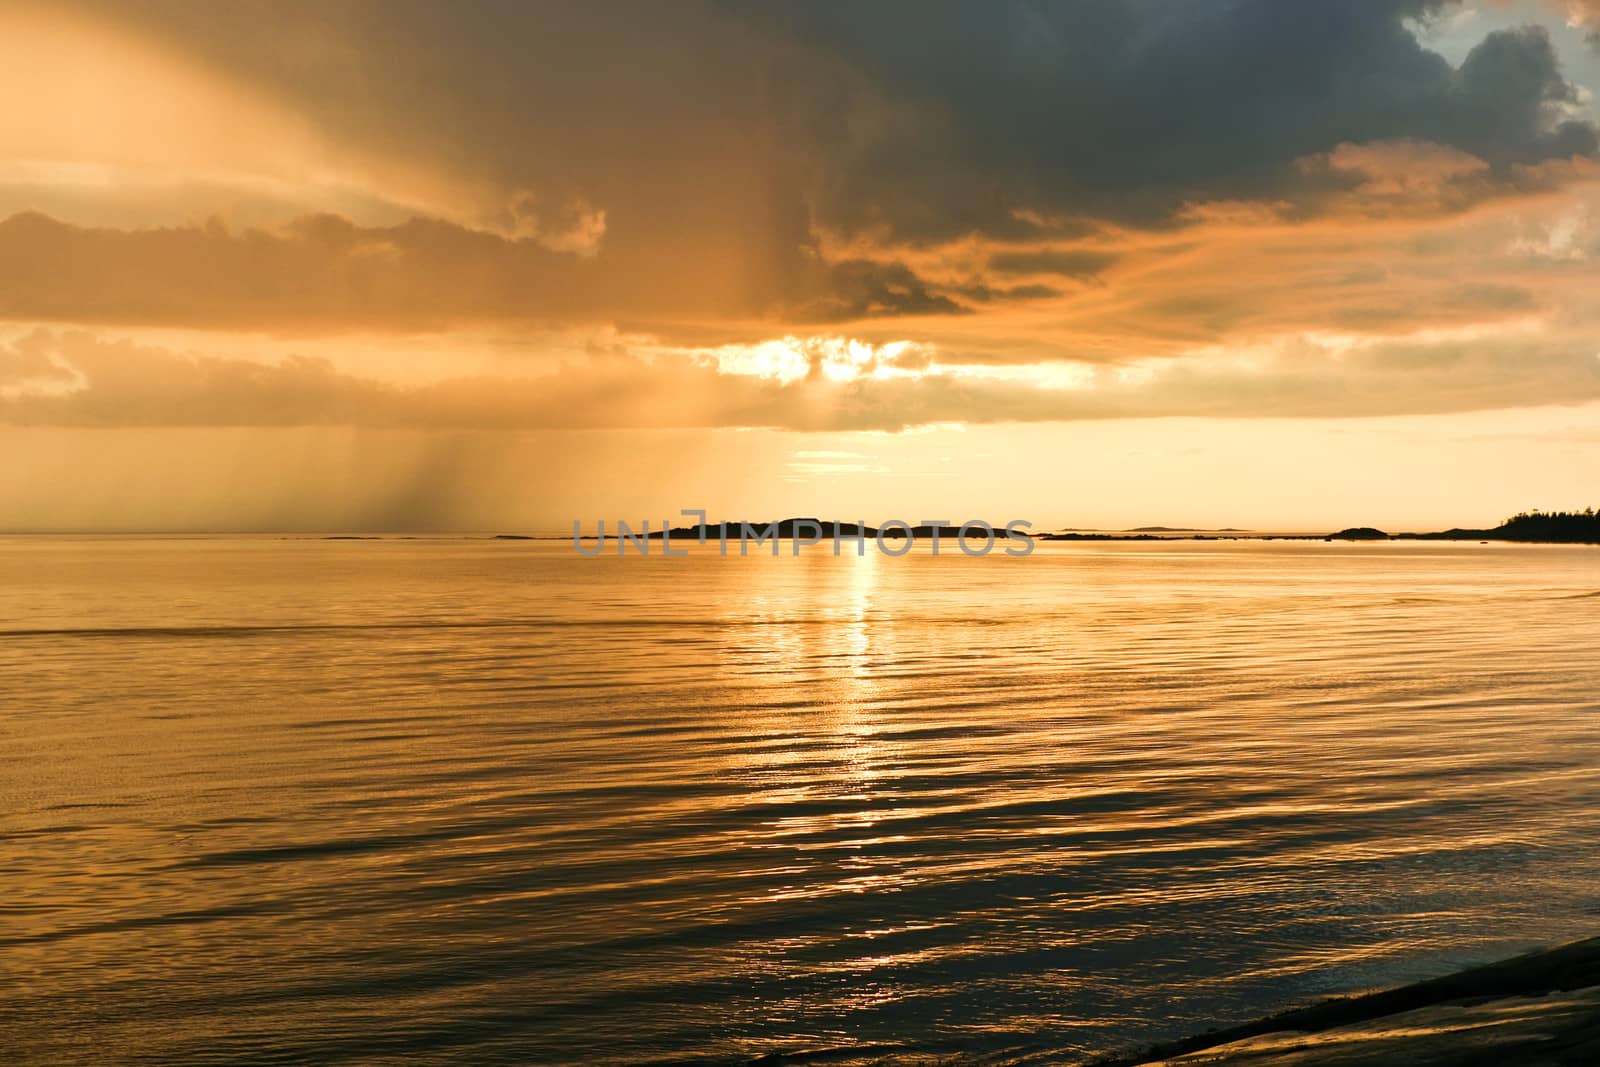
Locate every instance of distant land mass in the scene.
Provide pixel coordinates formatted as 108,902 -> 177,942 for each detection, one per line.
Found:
639,519 -> 1025,541
518,509 -> 1600,545
1329,510 -> 1600,544
1327,527 -> 1390,541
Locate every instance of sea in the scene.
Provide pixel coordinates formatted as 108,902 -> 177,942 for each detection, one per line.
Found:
4,536 -> 1599,1064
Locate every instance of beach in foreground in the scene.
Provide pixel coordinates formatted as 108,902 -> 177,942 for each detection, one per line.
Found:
1104,936 -> 1600,1066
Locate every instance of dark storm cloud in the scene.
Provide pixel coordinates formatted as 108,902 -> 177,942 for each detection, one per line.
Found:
62,0 -> 1600,249
755,0 -> 1598,239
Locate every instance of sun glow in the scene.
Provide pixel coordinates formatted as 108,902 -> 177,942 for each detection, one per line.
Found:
709,336 -> 931,384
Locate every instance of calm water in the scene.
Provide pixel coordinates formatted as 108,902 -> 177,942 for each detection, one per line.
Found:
4,537 -> 1600,1064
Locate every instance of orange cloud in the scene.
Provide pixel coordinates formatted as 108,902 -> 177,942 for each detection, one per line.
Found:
7,325 -> 1600,433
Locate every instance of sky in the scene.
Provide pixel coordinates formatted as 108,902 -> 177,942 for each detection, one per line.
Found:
3,0 -> 1600,532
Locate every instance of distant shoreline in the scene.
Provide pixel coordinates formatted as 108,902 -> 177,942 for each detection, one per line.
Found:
544,509 -> 1600,546
522,512 -> 1600,546
301,526 -> 1600,546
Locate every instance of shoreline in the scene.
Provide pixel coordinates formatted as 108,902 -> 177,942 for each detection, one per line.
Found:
1094,935 -> 1600,1066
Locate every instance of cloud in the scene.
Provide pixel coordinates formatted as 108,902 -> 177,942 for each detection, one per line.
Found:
6,151 -> 1600,365
504,190 -> 608,257
8,325 -> 1600,433
0,211 -> 968,331
7,1 -> 1600,439
8,3 -> 1598,349
0,331 -> 80,390
788,260 -> 970,321
755,2 -> 1599,241
985,249 -> 1119,279
46,2 -> 1600,248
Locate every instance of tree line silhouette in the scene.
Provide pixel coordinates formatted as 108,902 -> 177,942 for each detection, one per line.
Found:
1493,509 -> 1600,543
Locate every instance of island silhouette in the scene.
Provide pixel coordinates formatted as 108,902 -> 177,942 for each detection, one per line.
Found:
638,519 -> 1022,541
1328,509 -> 1600,544
532,509 -> 1600,545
